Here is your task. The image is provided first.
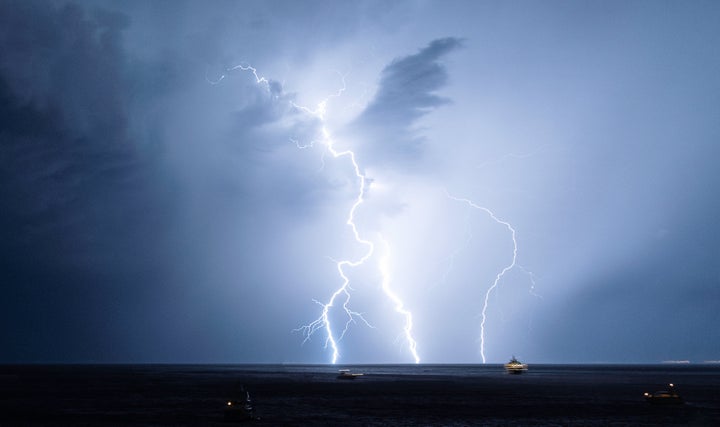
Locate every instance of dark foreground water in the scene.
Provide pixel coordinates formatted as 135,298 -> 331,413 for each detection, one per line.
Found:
2,364 -> 719,426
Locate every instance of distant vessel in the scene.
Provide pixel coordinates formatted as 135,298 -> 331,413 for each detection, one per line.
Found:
224,388 -> 258,421
644,383 -> 684,405
337,369 -> 364,380
504,356 -> 528,374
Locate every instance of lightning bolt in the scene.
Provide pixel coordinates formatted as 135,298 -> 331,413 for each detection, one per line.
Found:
445,191 -> 531,363
206,63 -> 271,89
294,124 -> 377,364
379,238 -> 420,363
294,92 -> 419,364
215,62 -> 419,363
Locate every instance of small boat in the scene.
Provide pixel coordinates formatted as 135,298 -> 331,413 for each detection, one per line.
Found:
644,383 -> 684,405
337,369 -> 364,380
504,356 -> 528,374
224,389 -> 258,421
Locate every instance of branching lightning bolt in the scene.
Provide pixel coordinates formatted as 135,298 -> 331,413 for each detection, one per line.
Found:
446,190 -> 530,363
295,124 -> 376,364
216,63 -> 419,363
294,91 -> 419,364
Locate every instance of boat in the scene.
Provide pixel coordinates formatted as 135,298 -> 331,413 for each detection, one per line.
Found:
644,383 -> 684,405
224,389 -> 258,421
337,369 -> 364,380
504,356 -> 528,374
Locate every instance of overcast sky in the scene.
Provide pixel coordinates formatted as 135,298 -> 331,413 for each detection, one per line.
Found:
1,0 -> 719,364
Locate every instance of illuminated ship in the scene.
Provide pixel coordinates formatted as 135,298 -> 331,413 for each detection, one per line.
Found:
224,389 -> 258,421
337,369 -> 364,379
504,356 -> 528,374
644,383 -> 684,405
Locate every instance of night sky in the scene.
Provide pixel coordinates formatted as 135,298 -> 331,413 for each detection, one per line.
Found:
1,0 -> 719,364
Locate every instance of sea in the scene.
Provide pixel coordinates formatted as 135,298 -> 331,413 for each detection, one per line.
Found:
2,363 -> 719,425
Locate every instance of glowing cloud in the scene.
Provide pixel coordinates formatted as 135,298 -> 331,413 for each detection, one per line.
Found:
210,38 -> 535,364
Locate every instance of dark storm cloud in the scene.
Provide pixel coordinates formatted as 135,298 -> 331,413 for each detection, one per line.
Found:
0,0 -> 354,362
0,1 -> 173,361
0,1 -> 130,140
351,37 -> 462,167
0,0 -> 139,253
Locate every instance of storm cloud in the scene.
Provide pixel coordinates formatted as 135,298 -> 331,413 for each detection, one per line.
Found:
1,0 -> 719,364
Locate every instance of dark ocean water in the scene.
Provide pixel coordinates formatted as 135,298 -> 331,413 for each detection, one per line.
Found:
2,364 -> 719,426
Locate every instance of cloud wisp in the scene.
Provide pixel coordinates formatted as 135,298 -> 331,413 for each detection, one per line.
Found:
350,37 -> 463,168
